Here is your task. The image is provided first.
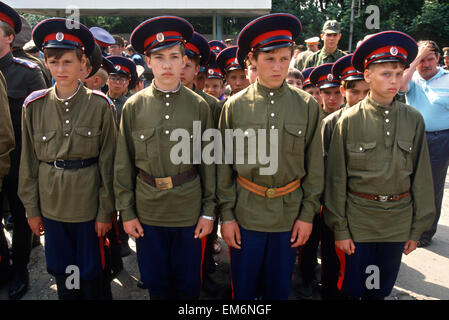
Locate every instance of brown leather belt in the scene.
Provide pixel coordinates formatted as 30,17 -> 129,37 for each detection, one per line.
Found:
349,189 -> 410,202
138,167 -> 198,190
236,175 -> 301,199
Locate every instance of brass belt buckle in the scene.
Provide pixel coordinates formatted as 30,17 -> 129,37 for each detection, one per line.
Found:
266,188 -> 276,199
155,177 -> 174,190
53,159 -> 64,170
378,195 -> 389,202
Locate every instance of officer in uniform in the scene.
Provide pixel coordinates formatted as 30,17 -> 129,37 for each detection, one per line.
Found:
0,2 -> 46,300
106,55 -> 137,123
304,20 -> 346,69
324,31 -> 436,300
12,16 -> 52,87
208,40 -> 226,55
115,16 -> 215,300
443,47 -> 449,70
90,27 -> 115,57
294,36 -> 320,71
218,13 -> 323,300
301,67 -> 322,106
19,18 -> 117,300
0,71 -> 15,287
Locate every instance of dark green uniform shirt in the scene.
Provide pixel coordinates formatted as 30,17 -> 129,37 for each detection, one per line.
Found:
0,72 -> 15,191
18,84 -> 117,223
114,82 -> 216,227
193,86 -> 221,128
324,95 -> 436,242
217,81 -> 324,232
304,48 -> 346,69
321,104 -> 350,161
107,93 -> 128,124
294,49 -> 314,71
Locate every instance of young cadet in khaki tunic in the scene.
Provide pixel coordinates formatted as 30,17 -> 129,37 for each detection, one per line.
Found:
325,31 -> 436,300
115,16 -> 215,300
218,13 -> 324,300
0,72 -> 14,191
18,19 -> 117,300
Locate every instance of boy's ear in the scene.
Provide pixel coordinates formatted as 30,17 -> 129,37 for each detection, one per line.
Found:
364,68 -> 372,84
339,85 -> 346,97
145,55 -> 151,69
182,55 -> 188,68
248,52 -> 256,66
194,63 -> 200,76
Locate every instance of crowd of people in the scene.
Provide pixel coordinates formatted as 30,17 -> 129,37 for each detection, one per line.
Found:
0,1 -> 448,301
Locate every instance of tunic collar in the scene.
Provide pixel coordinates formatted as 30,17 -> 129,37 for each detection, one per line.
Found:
364,93 -> 397,117
54,81 -> 83,104
255,80 -> 288,98
151,79 -> 182,97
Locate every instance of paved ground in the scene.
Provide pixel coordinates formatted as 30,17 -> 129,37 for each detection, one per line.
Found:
1,172 -> 448,300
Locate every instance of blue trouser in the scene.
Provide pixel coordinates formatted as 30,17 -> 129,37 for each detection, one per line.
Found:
229,226 -> 297,300
43,217 -> 102,281
421,129 -> 449,241
136,224 -> 204,299
337,242 -> 404,299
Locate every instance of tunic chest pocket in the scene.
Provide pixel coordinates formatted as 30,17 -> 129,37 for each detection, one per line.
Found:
284,124 -> 305,155
397,140 -> 413,171
347,141 -> 377,171
73,127 -> 102,157
33,130 -> 57,160
132,128 -> 156,160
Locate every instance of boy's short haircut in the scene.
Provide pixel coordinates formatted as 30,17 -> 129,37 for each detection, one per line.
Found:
113,35 -> 125,47
97,68 -> 108,87
342,79 -> 364,90
187,54 -> 201,66
44,48 -> 84,61
149,43 -> 185,58
253,45 -> 294,61
287,67 -> 304,82
366,61 -> 406,71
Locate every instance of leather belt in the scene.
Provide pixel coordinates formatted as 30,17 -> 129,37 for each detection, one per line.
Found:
236,175 -> 301,199
46,157 -> 98,169
349,189 -> 410,202
138,167 -> 198,190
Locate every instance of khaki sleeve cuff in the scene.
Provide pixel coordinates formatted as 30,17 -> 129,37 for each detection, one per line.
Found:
297,210 -> 316,224
220,209 -> 235,223
334,230 -> 352,241
96,211 -> 113,223
409,231 -> 421,242
120,207 -> 137,222
26,207 -> 41,219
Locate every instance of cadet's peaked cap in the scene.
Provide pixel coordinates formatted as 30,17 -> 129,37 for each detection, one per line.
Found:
208,40 -> 226,54
130,16 -> 193,56
301,67 -> 315,87
238,13 -> 301,57
237,47 -> 247,70
32,18 -> 95,57
107,55 -> 138,81
0,1 -> 21,33
305,36 -> 319,44
216,46 -> 242,74
310,63 -> 340,89
87,44 -> 115,78
332,54 -> 364,81
207,51 -> 224,79
90,27 -> 115,48
185,32 -> 211,66
352,31 -> 418,72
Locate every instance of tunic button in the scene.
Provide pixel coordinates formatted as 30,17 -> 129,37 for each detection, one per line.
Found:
359,147 -> 363,151
244,131 -> 248,135
385,110 -> 389,114
298,130 -> 302,135
409,147 -> 412,151
88,131 -> 91,136
65,133 -> 69,137
140,135 -> 144,139
166,94 -> 170,98
270,100 -> 274,104
65,120 -> 69,124
166,102 -> 170,107
42,136 -> 46,141
64,102 -> 68,106
387,131 -> 390,136
270,113 -> 275,117
165,115 -> 169,119
165,130 -> 169,135
65,108 -> 69,112
269,92 -> 274,96
385,118 -> 390,123
271,125 -> 275,129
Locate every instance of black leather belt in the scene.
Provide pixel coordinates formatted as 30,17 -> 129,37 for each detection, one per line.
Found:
46,158 -> 98,169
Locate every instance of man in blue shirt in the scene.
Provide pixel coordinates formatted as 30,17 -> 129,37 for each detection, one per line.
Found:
401,40 -> 449,247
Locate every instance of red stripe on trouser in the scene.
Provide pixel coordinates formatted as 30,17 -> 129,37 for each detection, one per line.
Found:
99,236 -> 105,270
228,247 -> 235,299
200,236 -> 207,284
111,212 -> 121,244
335,245 -> 346,290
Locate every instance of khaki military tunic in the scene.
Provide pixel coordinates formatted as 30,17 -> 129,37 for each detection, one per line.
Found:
114,81 -> 216,227
294,49 -> 314,71
107,93 -> 128,124
321,104 -> 349,161
0,72 -> 15,191
304,48 -> 346,69
193,86 -> 221,128
324,95 -> 436,242
18,84 -> 117,223
217,81 -> 324,232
